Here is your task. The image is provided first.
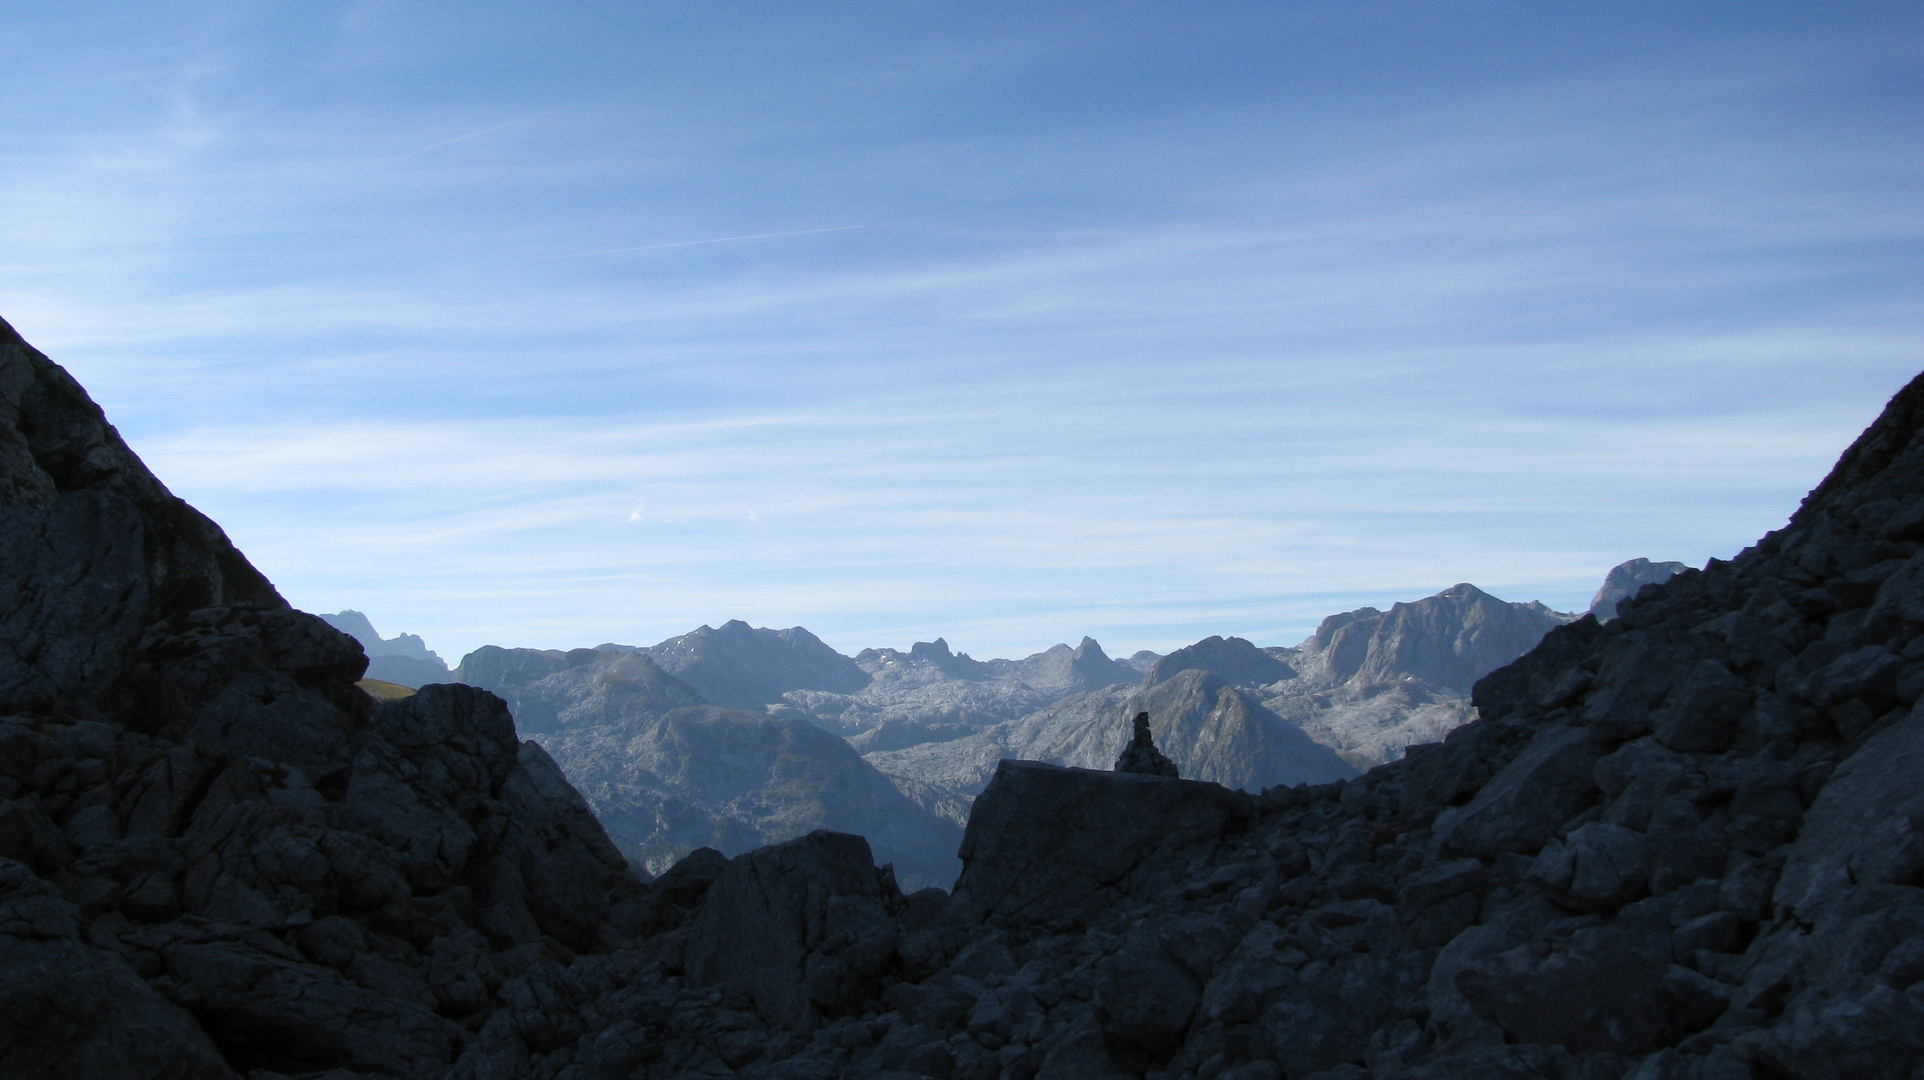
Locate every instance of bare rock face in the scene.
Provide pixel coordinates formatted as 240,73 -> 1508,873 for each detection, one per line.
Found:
867,668 -> 1356,830
949,760 -> 1252,931
0,857 -> 235,1078
642,620 -> 873,712
456,644 -> 964,887
0,322 -> 281,718
0,318 -> 644,1078
686,830 -> 905,1029
1146,635 -> 1296,688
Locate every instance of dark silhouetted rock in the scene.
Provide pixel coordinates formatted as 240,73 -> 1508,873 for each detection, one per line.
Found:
949,760 -> 1251,930
0,857 -> 236,1078
686,830 -> 903,1029
1113,711 -> 1179,776
0,318 -> 643,1078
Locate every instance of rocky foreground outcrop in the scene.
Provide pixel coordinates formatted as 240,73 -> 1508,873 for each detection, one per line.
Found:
4,309 -> 1922,1080
0,319 -> 643,1077
432,368 -> 1924,1080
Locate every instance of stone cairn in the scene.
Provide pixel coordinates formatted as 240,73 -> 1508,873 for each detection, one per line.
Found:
1112,710 -> 1179,776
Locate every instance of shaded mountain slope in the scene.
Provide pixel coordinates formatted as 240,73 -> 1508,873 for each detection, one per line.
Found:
873,583 -> 1574,817
986,636 -> 1140,696
1146,634 -> 1297,687
456,645 -> 962,886
0,322 -> 281,717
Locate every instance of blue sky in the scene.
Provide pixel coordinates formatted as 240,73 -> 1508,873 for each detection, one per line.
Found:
3,2 -> 1920,663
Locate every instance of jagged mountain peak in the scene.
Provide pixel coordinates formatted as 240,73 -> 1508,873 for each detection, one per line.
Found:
322,608 -> 383,645
1146,634 -> 1297,688
1311,604 -> 1382,649
998,637 -> 1138,696
643,620 -> 871,709
318,609 -> 451,688
1299,583 -> 1576,693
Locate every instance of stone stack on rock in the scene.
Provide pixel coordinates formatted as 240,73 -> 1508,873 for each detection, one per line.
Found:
1113,711 -> 1180,777
4,309 -> 1923,1080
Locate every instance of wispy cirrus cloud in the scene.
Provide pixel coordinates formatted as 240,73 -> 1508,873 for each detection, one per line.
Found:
1,3 -> 1918,660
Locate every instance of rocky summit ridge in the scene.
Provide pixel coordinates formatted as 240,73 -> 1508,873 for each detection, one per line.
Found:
0,312 -> 1919,1080
323,610 -> 454,689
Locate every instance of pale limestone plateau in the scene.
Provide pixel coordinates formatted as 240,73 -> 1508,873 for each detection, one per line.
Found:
2,312 -> 1920,1079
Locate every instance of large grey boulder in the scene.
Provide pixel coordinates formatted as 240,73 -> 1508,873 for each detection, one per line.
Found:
1455,921 -> 1674,1054
1431,722 -> 1608,858
1591,558 -> 1691,622
686,829 -> 904,1028
950,760 -> 1251,930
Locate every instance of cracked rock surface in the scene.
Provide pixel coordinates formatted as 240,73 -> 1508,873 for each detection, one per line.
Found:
4,311 -> 1924,1080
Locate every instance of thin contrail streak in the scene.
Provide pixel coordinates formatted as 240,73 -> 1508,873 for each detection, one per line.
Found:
388,114 -> 548,163
543,226 -> 866,260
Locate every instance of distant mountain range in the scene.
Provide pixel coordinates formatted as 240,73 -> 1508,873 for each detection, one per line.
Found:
1257,581 -> 1582,766
320,609 -> 452,687
343,559 -> 1684,882
450,640 -> 964,886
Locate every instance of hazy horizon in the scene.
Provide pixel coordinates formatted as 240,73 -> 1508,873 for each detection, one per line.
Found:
339,567 -> 1640,670
4,3 -> 1919,662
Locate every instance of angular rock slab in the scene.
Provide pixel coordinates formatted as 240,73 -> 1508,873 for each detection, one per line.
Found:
0,858 -> 235,1080
686,829 -> 901,1029
951,759 -> 1252,930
